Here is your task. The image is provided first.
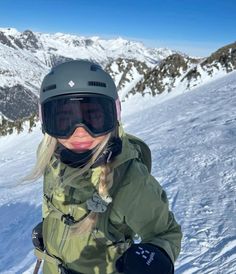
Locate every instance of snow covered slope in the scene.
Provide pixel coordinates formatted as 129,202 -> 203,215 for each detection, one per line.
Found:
0,72 -> 235,273
123,71 -> 236,274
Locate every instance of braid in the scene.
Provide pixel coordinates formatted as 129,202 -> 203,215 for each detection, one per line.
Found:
70,163 -> 114,236
98,165 -> 113,203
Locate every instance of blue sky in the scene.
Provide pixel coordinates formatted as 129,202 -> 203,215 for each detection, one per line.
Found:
0,0 -> 235,56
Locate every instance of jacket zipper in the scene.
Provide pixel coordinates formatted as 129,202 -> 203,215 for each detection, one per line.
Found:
49,217 -> 57,244
58,207 -> 74,255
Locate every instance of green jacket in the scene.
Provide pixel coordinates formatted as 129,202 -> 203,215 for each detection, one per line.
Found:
41,132 -> 182,274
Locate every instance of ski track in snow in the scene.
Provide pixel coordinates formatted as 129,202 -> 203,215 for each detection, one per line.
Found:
0,72 -> 236,273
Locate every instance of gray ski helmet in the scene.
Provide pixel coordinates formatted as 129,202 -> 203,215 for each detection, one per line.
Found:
40,60 -> 118,104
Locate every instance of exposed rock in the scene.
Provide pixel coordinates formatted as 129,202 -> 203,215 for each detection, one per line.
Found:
0,31 -> 16,49
12,36 -> 24,49
20,29 -> 41,50
201,42 -> 236,73
0,113 -> 38,136
181,67 -> 202,89
106,58 -> 149,91
45,54 -> 74,67
0,85 -> 38,120
182,42 -> 236,87
132,54 -> 199,96
85,39 -> 94,47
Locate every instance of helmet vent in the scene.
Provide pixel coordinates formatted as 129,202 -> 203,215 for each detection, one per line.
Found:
43,84 -> 57,92
88,81 -> 106,88
90,64 -> 102,71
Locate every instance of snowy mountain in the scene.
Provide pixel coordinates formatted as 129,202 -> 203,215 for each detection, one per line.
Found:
0,28 -> 173,66
0,27 -> 176,123
181,41 -> 236,89
130,42 -> 236,97
105,58 -> 150,100
0,71 -> 235,274
0,27 -> 235,128
130,54 -> 200,96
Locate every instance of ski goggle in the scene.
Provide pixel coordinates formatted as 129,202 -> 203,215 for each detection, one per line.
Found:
41,94 -> 117,138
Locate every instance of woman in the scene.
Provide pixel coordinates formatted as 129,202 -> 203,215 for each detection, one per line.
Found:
30,60 -> 182,274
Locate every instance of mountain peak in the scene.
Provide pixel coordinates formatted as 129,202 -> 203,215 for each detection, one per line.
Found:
0,27 -> 20,36
201,42 -> 236,72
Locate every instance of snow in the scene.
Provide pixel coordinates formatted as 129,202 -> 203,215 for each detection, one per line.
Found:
0,72 -> 236,273
0,28 -> 20,36
0,43 -> 47,91
119,66 -> 144,100
1,27 -> 233,108
0,27 -> 174,70
0,27 -> 177,100
37,31 -> 168,66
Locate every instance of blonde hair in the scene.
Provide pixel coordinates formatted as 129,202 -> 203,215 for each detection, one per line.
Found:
25,132 -> 114,236
23,133 -> 57,182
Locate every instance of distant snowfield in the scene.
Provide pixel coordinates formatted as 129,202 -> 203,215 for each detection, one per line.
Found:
0,72 -> 236,273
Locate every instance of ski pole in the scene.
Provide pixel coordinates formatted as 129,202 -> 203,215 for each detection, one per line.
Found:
33,259 -> 42,274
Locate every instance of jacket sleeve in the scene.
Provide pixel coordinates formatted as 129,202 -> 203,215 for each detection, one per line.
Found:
113,159 -> 182,264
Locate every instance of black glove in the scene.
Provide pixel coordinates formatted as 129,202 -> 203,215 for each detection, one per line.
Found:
32,221 -> 44,251
116,243 -> 174,274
